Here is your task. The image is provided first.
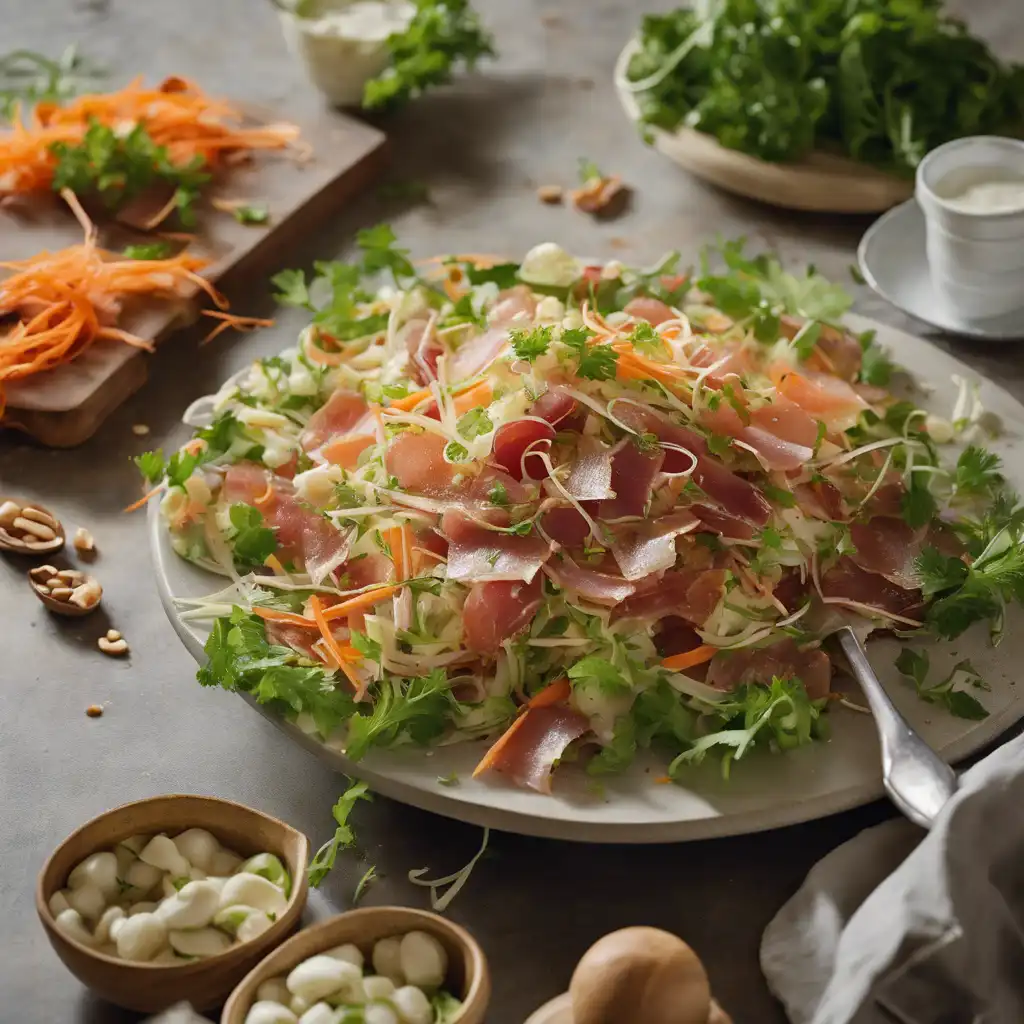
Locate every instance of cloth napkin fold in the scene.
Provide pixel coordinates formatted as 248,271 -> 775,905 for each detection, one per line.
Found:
761,732 -> 1024,1024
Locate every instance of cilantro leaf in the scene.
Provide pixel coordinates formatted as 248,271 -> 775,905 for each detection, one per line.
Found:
0,45 -> 105,122
346,670 -> 458,761
896,648 -> 989,720
228,504 -> 277,570
123,241 -> 173,260
456,406 -> 493,440
134,449 -> 166,484
628,320 -> 664,355
350,631 -> 382,663
587,715 -> 637,775
357,223 -> 416,284
466,262 -> 519,288
199,609 -> 356,739
232,203 -> 269,225
560,327 -> 618,381
444,440 -> 470,462
790,319 -> 822,361
488,481 -> 509,506
900,474 -> 937,529
953,445 -> 1003,498
362,0 -> 494,111
859,336 -> 897,386
432,991 -> 465,1024
308,779 -> 373,887
271,268 -> 311,309
763,483 -> 797,508
567,656 -> 630,694
509,324 -> 552,362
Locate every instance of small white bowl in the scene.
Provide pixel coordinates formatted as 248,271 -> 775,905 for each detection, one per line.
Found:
915,136 -> 1024,320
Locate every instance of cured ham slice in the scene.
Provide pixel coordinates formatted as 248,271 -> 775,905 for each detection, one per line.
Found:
613,568 -> 726,626
462,576 -> 542,653
820,557 -> 920,616
541,505 -> 591,547
750,397 -> 821,447
451,326 -> 509,381
492,419 -> 555,481
442,509 -> 552,583
264,619 -> 319,658
387,431 -> 457,495
692,503 -> 756,540
404,318 -> 443,385
701,405 -> 813,471
529,385 -> 578,428
706,638 -> 832,700
479,704 -> 591,792
780,315 -> 862,382
465,467 -> 534,505
300,389 -> 367,451
624,296 -> 675,325
614,404 -> 772,526
546,558 -> 636,606
849,517 -> 924,590
563,438 -> 616,501
489,285 -> 537,327
609,510 -> 700,581
771,365 -> 868,429
599,441 -> 664,520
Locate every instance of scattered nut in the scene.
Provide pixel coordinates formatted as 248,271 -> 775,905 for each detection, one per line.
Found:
29,565 -> 57,583
537,184 -> 564,204
105,629 -> 121,642
0,498 -> 65,554
49,587 -> 74,601
132,424 -> 150,436
571,174 -> 630,218
70,578 -> 103,611
97,636 -> 128,656
86,705 -> 104,718
73,528 -> 96,553
56,569 -> 84,584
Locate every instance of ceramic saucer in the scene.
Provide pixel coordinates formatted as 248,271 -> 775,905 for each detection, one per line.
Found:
857,199 -> 1024,342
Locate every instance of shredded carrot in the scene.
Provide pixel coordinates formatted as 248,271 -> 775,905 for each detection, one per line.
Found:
388,387 -> 434,412
388,378 -> 490,414
263,554 -> 287,575
611,340 -> 689,386
660,644 -> 717,671
252,606 -> 317,628
654,775 -> 673,785
253,480 -> 274,508
302,326 -> 360,366
321,433 -> 376,469
320,585 -> 402,622
523,677 -> 570,712
0,76 -> 301,201
122,483 -> 163,513
201,311 -> 274,346
472,710 -> 533,778
309,594 -> 359,688
386,524 -> 413,582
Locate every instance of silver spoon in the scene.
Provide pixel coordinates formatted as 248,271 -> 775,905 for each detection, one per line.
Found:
836,625 -> 958,828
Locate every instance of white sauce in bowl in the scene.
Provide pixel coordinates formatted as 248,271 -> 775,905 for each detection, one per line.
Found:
944,178 -> 1024,215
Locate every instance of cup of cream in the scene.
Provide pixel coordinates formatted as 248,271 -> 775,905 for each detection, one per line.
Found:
915,136 -> 1024,320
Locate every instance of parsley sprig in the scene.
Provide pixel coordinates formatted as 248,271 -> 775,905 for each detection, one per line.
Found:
561,327 -> 619,381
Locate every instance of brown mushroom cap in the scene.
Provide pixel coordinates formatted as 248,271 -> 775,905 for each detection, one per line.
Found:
570,926 -> 712,1024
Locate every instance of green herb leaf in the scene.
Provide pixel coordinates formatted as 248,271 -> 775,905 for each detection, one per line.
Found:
466,262 -> 519,288
763,484 -> 797,508
228,504 -> 278,570
123,241 -> 174,260
567,656 -> 630,694
232,203 -> 269,225
271,268 -> 311,308
134,449 -> 166,484
308,779 -> 373,887
456,406 -> 493,440
578,156 -> 602,182
488,480 -> 509,506
561,327 -> 618,380
444,440 -> 470,463
509,324 -> 552,362
953,445 -> 1003,498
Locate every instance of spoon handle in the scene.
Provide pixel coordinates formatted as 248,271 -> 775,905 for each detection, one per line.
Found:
837,626 -> 958,828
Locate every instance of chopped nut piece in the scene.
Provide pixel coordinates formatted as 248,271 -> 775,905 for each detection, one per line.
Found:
0,501 -> 20,529
106,629 -> 122,642
46,577 -> 63,588
537,184 -> 564,204
49,587 -> 74,601
30,565 -> 57,582
571,174 -> 630,218
20,506 -> 57,529
132,424 -> 151,436
57,569 -> 84,584
86,705 -> 104,718
73,528 -> 96,553
97,636 -> 128,656
70,578 -> 103,611
13,516 -> 56,541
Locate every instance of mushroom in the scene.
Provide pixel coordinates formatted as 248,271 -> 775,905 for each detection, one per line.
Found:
27,565 -> 102,617
0,498 -> 65,554
569,927 -> 731,1024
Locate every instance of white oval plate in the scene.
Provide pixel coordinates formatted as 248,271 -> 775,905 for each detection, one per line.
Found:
613,40 -> 911,215
858,199 -> 1024,342
151,314 -> 1024,842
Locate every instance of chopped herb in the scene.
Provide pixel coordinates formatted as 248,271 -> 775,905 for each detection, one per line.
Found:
509,324 -> 552,361
231,202 -> 269,225
859,335 -> 897,386
488,481 -> 509,506
270,268 -> 311,309
123,241 -> 173,260
437,772 -> 460,786
308,779 -> 373,887
228,504 -> 278,570
0,45 -> 105,121
456,406 -> 493,439
567,656 -> 630,694
444,440 -> 470,462
578,156 -> 602,182
952,445 -> 1003,498
538,615 -> 569,637
707,434 -> 732,459
900,473 -> 937,529
561,327 -> 618,380
466,262 -> 520,288
895,648 -> 989,720
791,319 -> 822,361
758,526 -> 783,549
763,484 -> 797,508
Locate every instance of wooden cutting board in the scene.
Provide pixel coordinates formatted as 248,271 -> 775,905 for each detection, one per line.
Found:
1,104 -> 388,447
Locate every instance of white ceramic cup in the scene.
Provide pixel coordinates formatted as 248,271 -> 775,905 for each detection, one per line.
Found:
915,136 -> 1024,321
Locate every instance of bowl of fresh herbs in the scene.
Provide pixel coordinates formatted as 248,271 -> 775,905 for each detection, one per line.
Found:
617,0 -> 1024,213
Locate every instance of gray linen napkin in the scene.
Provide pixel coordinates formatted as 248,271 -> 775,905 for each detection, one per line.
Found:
761,732 -> 1024,1024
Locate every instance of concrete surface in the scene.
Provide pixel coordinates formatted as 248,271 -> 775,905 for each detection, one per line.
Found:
2,1 -> 1023,1021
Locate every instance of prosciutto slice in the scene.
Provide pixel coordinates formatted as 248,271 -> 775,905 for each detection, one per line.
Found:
771,366 -> 868,429
820,557 -> 920,616
451,327 -> 509,381
387,431 -> 457,495
529,385 -> 579,428
442,509 -> 552,583
462,576 -> 542,653
609,510 -> 700,581
706,638 -> 832,700
614,404 -> 772,526
624,296 -> 675,326
702,404 -> 814,472
541,505 -> 592,547
849,517 -> 924,590
599,441 -> 664,520
404,318 -> 443,385
613,568 -> 726,626
300,389 -> 367,452
546,558 -> 636,606
780,315 -> 862,382
563,438 -> 616,501
482,704 -> 591,793
692,503 -> 756,540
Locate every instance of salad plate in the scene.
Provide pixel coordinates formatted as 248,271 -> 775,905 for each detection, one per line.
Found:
150,239 -> 1024,843
613,41 -> 911,215
858,200 -> 1024,343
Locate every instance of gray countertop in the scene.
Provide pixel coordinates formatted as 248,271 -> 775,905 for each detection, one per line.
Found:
3,1 -> 1023,1022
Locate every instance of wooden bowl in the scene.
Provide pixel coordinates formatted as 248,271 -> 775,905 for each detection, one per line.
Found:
36,794 -> 310,1014
222,906 -> 491,1024
614,40 -> 912,214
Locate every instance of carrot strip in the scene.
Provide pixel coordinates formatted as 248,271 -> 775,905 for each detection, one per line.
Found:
523,677 -> 570,711
309,595 -> 358,687
472,710 -> 532,778
253,606 -> 317,628
320,585 -> 402,622
452,380 -> 493,416
122,484 -> 163,513
263,554 -> 288,575
321,433 -> 376,469
387,378 -> 484,413
660,644 -> 717,671
200,311 -> 274,346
